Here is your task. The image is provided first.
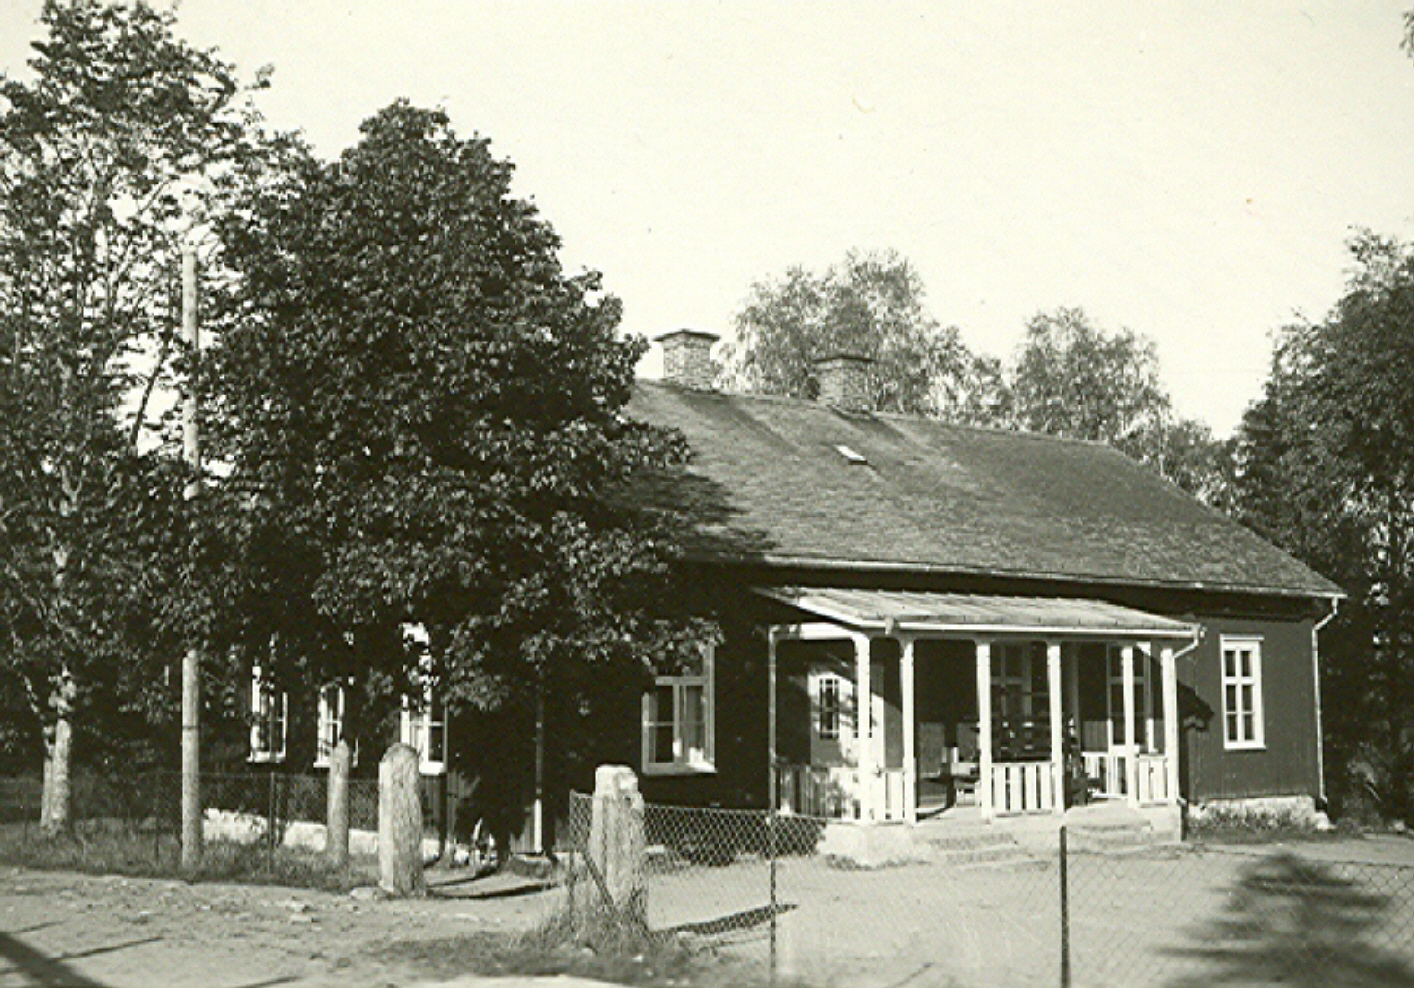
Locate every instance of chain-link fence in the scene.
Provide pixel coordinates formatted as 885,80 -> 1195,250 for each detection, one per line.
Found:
0,771 -> 424,871
555,792 -> 1414,988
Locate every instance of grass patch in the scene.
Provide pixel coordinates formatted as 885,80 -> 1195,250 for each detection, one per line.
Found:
0,821 -> 377,891
375,897 -> 766,988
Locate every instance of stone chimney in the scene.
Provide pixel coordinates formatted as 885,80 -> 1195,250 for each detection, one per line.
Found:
814,352 -> 875,413
656,329 -> 720,390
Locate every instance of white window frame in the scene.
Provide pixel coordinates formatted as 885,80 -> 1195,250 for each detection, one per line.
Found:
399,623 -> 447,776
1105,645 -> 1157,753
248,665 -> 288,764
816,673 -> 846,741
1221,636 -> 1265,750
314,681 -> 356,769
400,683 -> 447,776
641,644 -> 716,776
994,642 -> 1046,721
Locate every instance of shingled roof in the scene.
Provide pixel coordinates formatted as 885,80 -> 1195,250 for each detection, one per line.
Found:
627,381 -> 1341,599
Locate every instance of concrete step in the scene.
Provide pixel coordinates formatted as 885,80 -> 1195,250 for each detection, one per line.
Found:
915,826 -> 1034,866
1063,822 -> 1157,852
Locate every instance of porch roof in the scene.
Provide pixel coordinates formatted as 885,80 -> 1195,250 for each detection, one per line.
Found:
758,587 -> 1198,639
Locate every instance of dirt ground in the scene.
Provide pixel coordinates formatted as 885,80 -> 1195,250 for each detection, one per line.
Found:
4,835 -> 1414,988
0,866 -> 552,988
646,834 -> 1414,988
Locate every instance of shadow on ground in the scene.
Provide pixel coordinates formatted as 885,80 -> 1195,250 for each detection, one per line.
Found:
663,901 -> 796,938
0,931 -> 109,987
1166,851 -> 1414,987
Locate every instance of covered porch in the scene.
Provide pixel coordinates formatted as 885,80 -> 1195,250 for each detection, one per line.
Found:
761,588 -> 1198,824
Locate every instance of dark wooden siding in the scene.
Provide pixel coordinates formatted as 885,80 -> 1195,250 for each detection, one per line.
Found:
598,567 -> 1329,811
1179,615 -> 1319,803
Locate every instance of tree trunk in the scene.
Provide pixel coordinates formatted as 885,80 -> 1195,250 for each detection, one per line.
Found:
40,672 -> 75,835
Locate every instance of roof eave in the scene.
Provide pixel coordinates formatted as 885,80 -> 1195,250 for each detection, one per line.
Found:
691,550 -> 1346,602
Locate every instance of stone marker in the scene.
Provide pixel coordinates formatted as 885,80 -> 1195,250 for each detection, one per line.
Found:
378,743 -> 425,897
587,765 -> 646,925
325,739 -> 351,868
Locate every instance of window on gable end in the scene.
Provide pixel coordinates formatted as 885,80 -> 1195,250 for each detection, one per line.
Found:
1221,636 -> 1264,750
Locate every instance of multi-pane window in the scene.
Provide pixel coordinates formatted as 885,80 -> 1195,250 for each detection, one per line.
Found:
400,686 -> 447,775
642,644 -> 715,774
1106,646 -> 1154,751
817,675 -> 843,740
315,682 -> 348,768
1222,637 -> 1264,749
399,623 -> 446,775
994,642 -> 1046,721
248,665 -> 287,764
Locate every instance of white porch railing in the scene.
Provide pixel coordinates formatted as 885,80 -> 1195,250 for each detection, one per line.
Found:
776,764 -> 908,821
1135,754 -> 1170,804
990,760 -> 1056,815
1084,751 -> 1126,798
1083,751 -> 1171,804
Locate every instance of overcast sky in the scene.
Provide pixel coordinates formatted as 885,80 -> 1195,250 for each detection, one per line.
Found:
5,1 -> 1414,435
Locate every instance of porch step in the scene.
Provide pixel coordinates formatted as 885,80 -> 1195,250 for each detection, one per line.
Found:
1062,806 -> 1159,851
914,826 -> 1033,867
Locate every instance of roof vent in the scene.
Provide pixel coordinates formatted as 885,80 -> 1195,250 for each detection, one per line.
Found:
835,444 -> 868,465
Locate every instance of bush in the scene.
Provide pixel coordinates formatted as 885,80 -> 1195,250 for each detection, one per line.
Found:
1186,802 -> 1325,842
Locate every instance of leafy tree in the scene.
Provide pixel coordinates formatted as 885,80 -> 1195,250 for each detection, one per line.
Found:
1235,231 -> 1414,822
204,102 -> 709,825
1008,307 -> 1232,503
0,0 -> 266,830
1009,307 -> 1170,451
721,249 -> 1004,422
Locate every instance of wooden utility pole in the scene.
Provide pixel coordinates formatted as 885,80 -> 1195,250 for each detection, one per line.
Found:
180,241 -> 202,872
532,684 -> 545,854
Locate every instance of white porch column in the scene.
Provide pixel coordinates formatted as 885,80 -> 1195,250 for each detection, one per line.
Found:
1121,643 -> 1139,807
901,636 -> 917,825
1048,641 -> 1064,815
853,633 -> 875,821
975,640 -> 994,820
1161,644 -> 1180,805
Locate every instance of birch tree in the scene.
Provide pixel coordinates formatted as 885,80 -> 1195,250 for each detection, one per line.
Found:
0,0 -> 265,831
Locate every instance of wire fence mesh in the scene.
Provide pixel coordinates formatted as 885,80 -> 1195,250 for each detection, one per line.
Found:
554,791 -> 1414,988
0,771 -> 436,870
5,774 -> 1414,987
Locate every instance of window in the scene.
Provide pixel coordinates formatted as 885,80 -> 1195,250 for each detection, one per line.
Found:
1106,645 -> 1155,752
817,674 -> 843,740
994,642 -> 1046,722
400,686 -> 447,776
642,644 -> 715,775
1221,637 -> 1264,749
248,665 -> 287,764
399,623 -> 446,775
315,682 -> 354,768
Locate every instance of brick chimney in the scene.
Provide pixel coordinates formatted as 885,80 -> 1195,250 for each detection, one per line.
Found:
814,352 -> 875,412
656,329 -> 720,390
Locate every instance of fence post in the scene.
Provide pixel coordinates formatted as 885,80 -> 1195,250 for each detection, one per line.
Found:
769,806 -> 778,987
152,774 -> 161,867
1060,824 -> 1071,988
